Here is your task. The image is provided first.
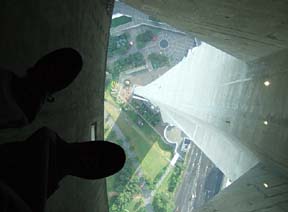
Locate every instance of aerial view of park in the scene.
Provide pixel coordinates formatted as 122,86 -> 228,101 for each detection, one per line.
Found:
104,2 -> 225,212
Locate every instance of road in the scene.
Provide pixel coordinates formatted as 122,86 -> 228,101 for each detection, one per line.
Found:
174,142 -> 219,212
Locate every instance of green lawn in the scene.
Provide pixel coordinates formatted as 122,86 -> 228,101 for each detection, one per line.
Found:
104,98 -> 172,181
105,101 -> 151,156
141,143 -> 169,180
105,93 -> 174,212
111,16 -> 132,28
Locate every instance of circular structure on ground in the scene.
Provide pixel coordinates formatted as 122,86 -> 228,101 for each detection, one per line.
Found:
165,126 -> 183,144
160,39 -> 169,49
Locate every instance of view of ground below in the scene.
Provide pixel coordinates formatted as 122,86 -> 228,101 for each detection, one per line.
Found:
104,2 -> 224,212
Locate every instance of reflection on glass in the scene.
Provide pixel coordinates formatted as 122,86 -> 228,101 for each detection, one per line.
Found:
105,2 -> 225,212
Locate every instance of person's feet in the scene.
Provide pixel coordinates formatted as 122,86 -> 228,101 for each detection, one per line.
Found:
60,141 -> 126,180
29,48 -> 83,94
10,48 -> 83,125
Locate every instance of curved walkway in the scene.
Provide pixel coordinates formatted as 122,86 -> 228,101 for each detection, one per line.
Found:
163,125 -> 183,166
163,125 -> 179,153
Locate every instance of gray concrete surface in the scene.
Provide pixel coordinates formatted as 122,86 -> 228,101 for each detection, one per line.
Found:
194,163 -> 288,212
0,0 -> 112,211
127,1 -> 288,210
134,41 -> 288,211
135,43 -> 260,181
124,0 -> 288,61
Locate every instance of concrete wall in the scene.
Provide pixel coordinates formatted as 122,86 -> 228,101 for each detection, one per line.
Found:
195,164 -> 288,212
128,1 -> 288,211
128,0 -> 288,177
134,43 -> 260,181
226,48 -> 288,178
124,0 -> 288,61
0,0 -> 112,211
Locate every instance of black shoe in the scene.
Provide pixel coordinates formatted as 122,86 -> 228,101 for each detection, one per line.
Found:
30,48 -> 83,94
62,141 -> 126,180
10,48 -> 83,125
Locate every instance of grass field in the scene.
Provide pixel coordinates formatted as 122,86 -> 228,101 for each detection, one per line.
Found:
105,91 -> 175,211
104,95 -> 172,181
111,16 -> 132,28
141,142 -> 170,180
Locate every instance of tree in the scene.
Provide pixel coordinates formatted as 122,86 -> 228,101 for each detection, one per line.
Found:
152,193 -> 174,212
111,52 -> 145,80
148,53 -> 169,70
137,206 -> 146,212
145,177 -> 156,190
126,177 -> 141,195
134,198 -> 145,210
168,164 -> 183,192
136,30 -> 155,49
110,191 -> 130,212
108,33 -> 131,57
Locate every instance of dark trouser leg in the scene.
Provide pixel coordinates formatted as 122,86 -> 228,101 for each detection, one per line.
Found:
0,127 -> 66,212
